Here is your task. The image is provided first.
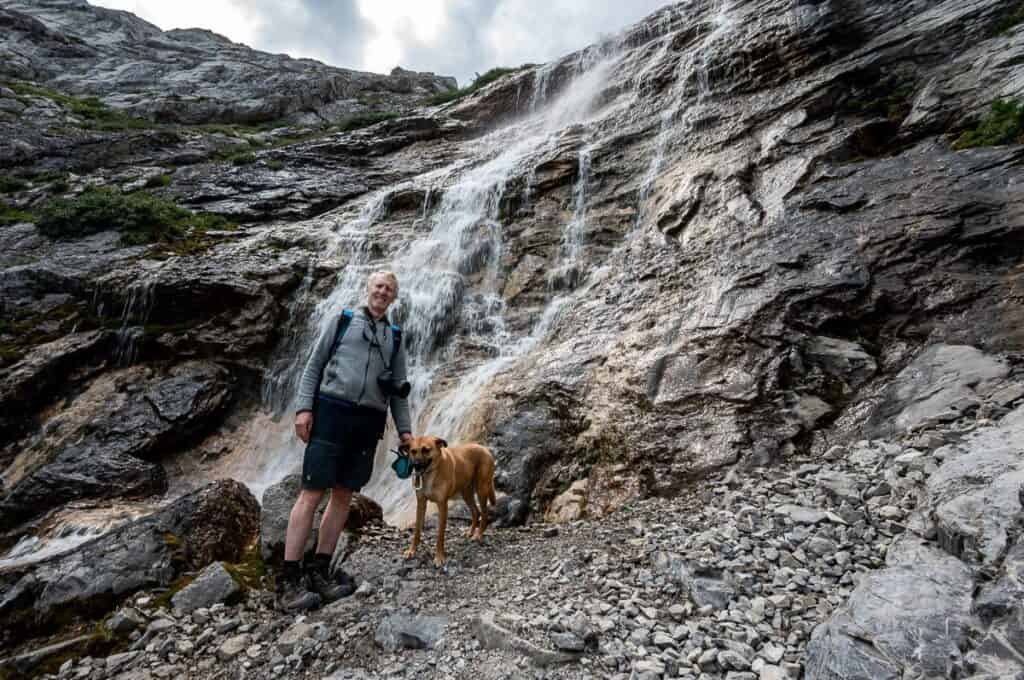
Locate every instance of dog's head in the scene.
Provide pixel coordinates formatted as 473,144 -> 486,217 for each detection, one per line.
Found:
399,435 -> 447,471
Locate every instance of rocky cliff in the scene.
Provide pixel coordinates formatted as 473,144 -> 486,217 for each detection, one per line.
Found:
2,0 -> 1024,678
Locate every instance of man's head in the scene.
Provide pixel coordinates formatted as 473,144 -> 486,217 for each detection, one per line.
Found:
366,270 -> 399,318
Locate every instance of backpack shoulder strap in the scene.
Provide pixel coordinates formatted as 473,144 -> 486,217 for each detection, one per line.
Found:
330,309 -> 355,356
389,323 -> 402,367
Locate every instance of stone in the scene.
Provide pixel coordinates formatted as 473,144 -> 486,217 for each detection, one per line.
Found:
805,536 -> 977,680
472,612 -> 579,667
374,611 -> 448,652
217,635 -> 251,662
773,505 -> 828,525
171,562 -> 240,614
868,345 -> 1009,437
260,474 -> 382,562
923,406 -> 1024,566
545,479 -> 589,523
0,480 -> 259,647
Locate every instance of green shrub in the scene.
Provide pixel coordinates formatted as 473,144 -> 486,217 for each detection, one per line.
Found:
338,111 -> 399,131
996,4 -> 1024,34
0,176 -> 29,194
425,66 -> 523,106
3,81 -> 149,131
264,159 -> 284,170
844,86 -> 913,122
0,202 -> 35,225
143,173 -> 173,189
953,99 -> 1024,150
231,152 -> 257,166
36,187 -> 234,254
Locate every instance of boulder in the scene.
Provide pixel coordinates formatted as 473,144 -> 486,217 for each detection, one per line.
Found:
805,536 -> 978,680
0,479 -> 259,646
867,345 -> 1009,437
171,562 -> 241,614
259,473 -> 382,563
0,361 -> 233,531
374,611 -> 448,652
922,404 -> 1024,566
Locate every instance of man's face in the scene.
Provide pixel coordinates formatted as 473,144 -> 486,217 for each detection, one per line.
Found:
367,276 -> 397,312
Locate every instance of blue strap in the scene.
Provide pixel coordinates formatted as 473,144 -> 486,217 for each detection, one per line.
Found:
330,309 -> 354,355
390,324 -> 402,368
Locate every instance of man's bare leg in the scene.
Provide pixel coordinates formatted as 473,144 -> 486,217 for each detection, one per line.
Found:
316,486 -> 353,555
284,488 -> 325,561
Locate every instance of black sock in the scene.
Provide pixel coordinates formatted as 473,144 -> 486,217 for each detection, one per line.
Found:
282,560 -> 302,580
312,552 -> 331,574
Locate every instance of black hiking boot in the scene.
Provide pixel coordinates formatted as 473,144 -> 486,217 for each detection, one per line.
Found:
307,558 -> 356,602
276,565 -> 321,613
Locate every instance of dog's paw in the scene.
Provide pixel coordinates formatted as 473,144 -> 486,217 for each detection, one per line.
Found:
472,531 -> 484,543
434,555 -> 446,568
402,548 -> 417,560
462,527 -> 475,538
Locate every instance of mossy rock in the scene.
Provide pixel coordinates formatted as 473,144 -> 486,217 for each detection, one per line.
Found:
952,99 -> 1024,150
34,186 -> 236,257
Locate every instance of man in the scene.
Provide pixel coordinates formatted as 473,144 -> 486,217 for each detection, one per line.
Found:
277,270 -> 413,612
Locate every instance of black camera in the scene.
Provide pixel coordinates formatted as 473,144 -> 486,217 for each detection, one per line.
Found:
378,371 -> 411,398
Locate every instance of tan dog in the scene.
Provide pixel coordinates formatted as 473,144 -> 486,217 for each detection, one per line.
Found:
400,435 -> 496,566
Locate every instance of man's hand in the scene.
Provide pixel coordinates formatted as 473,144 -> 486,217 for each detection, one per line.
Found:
295,411 -> 313,443
400,432 -> 413,446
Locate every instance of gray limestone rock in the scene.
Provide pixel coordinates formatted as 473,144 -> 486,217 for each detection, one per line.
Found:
805,536 -> 978,680
171,562 -> 240,614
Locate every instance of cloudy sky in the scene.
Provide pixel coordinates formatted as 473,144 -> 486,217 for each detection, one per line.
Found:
91,0 -> 670,86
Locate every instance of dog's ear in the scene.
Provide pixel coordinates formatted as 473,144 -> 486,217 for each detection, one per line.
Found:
434,437 -> 448,450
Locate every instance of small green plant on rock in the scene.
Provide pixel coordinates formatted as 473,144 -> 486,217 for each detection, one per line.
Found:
36,187 -> 235,256
425,66 -> 525,106
996,4 -> 1024,34
0,176 -> 29,193
0,201 -> 35,226
952,99 -> 1024,150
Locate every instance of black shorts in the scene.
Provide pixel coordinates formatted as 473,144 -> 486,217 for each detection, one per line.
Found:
302,396 -> 386,492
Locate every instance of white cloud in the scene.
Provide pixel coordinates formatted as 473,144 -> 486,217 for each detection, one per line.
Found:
91,0 -> 672,84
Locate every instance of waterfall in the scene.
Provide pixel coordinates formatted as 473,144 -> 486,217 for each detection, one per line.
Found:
220,1 -> 742,524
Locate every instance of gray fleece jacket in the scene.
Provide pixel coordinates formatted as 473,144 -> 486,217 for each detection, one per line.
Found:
296,308 -> 412,435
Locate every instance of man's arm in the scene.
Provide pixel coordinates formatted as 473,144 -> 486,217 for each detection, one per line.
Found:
295,315 -> 341,414
389,338 -> 413,438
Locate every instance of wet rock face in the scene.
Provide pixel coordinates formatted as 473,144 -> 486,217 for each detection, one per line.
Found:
0,479 -> 258,646
0,361 -> 233,531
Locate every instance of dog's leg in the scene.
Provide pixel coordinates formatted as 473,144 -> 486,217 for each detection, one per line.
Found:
461,488 -> 480,538
404,494 -> 427,559
435,500 -> 449,567
476,469 -> 494,540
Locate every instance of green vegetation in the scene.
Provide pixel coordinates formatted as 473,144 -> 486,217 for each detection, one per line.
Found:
0,302 -> 86,367
952,99 -> 1024,150
0,176 -> 29,193
425,66 -> 523,106
36,187 -> 235,256
224,543 -> 271,591
0,201 -> 35,226
230,152 -> 257,166
143,173 -> 173,189
844,86 -> 913,122
264,159 -> 284,170
337,111 -> 399,131
5,80 -> 150,131
996,4 -> 1024,34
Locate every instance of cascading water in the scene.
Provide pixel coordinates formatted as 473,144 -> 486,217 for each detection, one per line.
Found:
216,0 -> 742,525
636,0 -> 737,225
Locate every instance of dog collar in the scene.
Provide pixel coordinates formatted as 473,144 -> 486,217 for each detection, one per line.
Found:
412,459 -> 432,491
